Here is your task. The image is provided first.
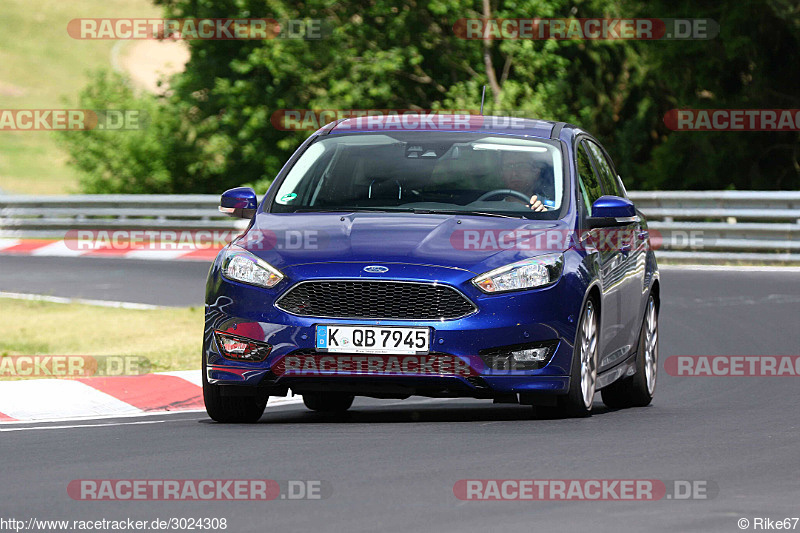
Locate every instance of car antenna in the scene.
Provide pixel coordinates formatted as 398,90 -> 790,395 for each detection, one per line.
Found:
480,85 -> 486,115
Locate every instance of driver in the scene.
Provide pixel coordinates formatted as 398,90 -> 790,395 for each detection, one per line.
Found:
500,151 -> 553,212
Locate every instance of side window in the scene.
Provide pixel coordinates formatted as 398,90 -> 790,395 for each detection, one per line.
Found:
585,140 -> 623,197
575,141 -> 602,214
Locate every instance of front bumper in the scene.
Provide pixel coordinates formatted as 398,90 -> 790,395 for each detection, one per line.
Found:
204,259 -> 585,397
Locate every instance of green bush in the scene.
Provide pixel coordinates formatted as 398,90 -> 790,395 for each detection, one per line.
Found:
62,0 -> 800,194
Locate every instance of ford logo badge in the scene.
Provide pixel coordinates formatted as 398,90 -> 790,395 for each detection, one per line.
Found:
363,265 -> 389,273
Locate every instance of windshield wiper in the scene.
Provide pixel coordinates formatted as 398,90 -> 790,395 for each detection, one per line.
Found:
289,207 -> 525,219
411,209 -> 524,219
291,207 -> 409,213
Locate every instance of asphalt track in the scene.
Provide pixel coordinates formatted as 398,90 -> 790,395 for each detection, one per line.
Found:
0,255 -> 210,307
1,256 -> 799,532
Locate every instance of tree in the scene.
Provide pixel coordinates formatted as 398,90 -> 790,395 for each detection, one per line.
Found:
64,0 -> 799,193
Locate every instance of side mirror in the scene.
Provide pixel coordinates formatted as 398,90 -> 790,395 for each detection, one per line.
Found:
219,187 -> 257,219
587,195 -> 637,228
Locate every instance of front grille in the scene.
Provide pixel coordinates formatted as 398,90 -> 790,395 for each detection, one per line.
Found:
275,280 -> 477,320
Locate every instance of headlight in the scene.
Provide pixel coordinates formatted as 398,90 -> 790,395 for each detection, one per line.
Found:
221,245 -> 284,288
472,253 -> 563,293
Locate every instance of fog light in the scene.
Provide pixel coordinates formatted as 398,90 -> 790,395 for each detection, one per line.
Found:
511,347 -> 550,363
480,341 -> 558,371
214,331 -> 272,362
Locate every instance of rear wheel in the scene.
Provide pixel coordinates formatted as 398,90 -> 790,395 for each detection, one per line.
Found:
538,298 -> 598,418
302,392 -> 355,413
203,360 -> 268,423
601,295 -> 658,408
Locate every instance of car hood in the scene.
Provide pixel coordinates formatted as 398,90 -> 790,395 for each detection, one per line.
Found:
236,212 -> 571,274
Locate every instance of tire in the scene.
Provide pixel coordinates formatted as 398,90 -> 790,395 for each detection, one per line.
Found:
302,392 -> 355,413
538,297 -> 599,418
203,360 -> 268,423
601,295 -> 658,408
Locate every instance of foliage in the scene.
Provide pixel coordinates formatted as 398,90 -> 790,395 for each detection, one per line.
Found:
64,0 -> 800,193
59,71 -> 213,193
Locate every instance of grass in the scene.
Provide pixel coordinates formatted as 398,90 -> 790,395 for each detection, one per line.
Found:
0,298 -> 202,379
0,0 -> 162,194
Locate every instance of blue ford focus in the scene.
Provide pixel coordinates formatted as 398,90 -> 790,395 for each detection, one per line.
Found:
203,115 -> 660,422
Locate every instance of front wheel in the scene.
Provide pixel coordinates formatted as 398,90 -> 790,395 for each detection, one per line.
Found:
537,298 -> 599,418
203,361 -> 268,423
601,295 -> 658,408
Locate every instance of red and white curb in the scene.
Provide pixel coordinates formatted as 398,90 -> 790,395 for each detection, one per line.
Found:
0,370 -> 303,423
0,239 -> 221,261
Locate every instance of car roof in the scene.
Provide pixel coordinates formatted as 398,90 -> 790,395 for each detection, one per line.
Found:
324,114 -> 562,139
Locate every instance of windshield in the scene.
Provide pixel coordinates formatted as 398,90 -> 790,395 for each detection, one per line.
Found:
270,132 -> 565,218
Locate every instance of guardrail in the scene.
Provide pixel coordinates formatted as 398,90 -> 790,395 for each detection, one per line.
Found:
627,191 -> 800,264
1,192 -> 799,264
0,195 -> 241,236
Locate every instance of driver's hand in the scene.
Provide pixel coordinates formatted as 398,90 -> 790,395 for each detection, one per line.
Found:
528,195 -> 547,212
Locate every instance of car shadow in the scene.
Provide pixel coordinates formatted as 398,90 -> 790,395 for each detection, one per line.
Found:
200,400 -> 622,425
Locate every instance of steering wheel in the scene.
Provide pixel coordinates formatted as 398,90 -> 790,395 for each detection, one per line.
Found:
475,189 -> 532,203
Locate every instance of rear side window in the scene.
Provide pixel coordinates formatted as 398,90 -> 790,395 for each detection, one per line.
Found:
575,141 -> 602,214
585,140 -> 623,197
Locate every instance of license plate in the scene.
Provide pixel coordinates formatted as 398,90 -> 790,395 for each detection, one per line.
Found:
315,325 -> 430,355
